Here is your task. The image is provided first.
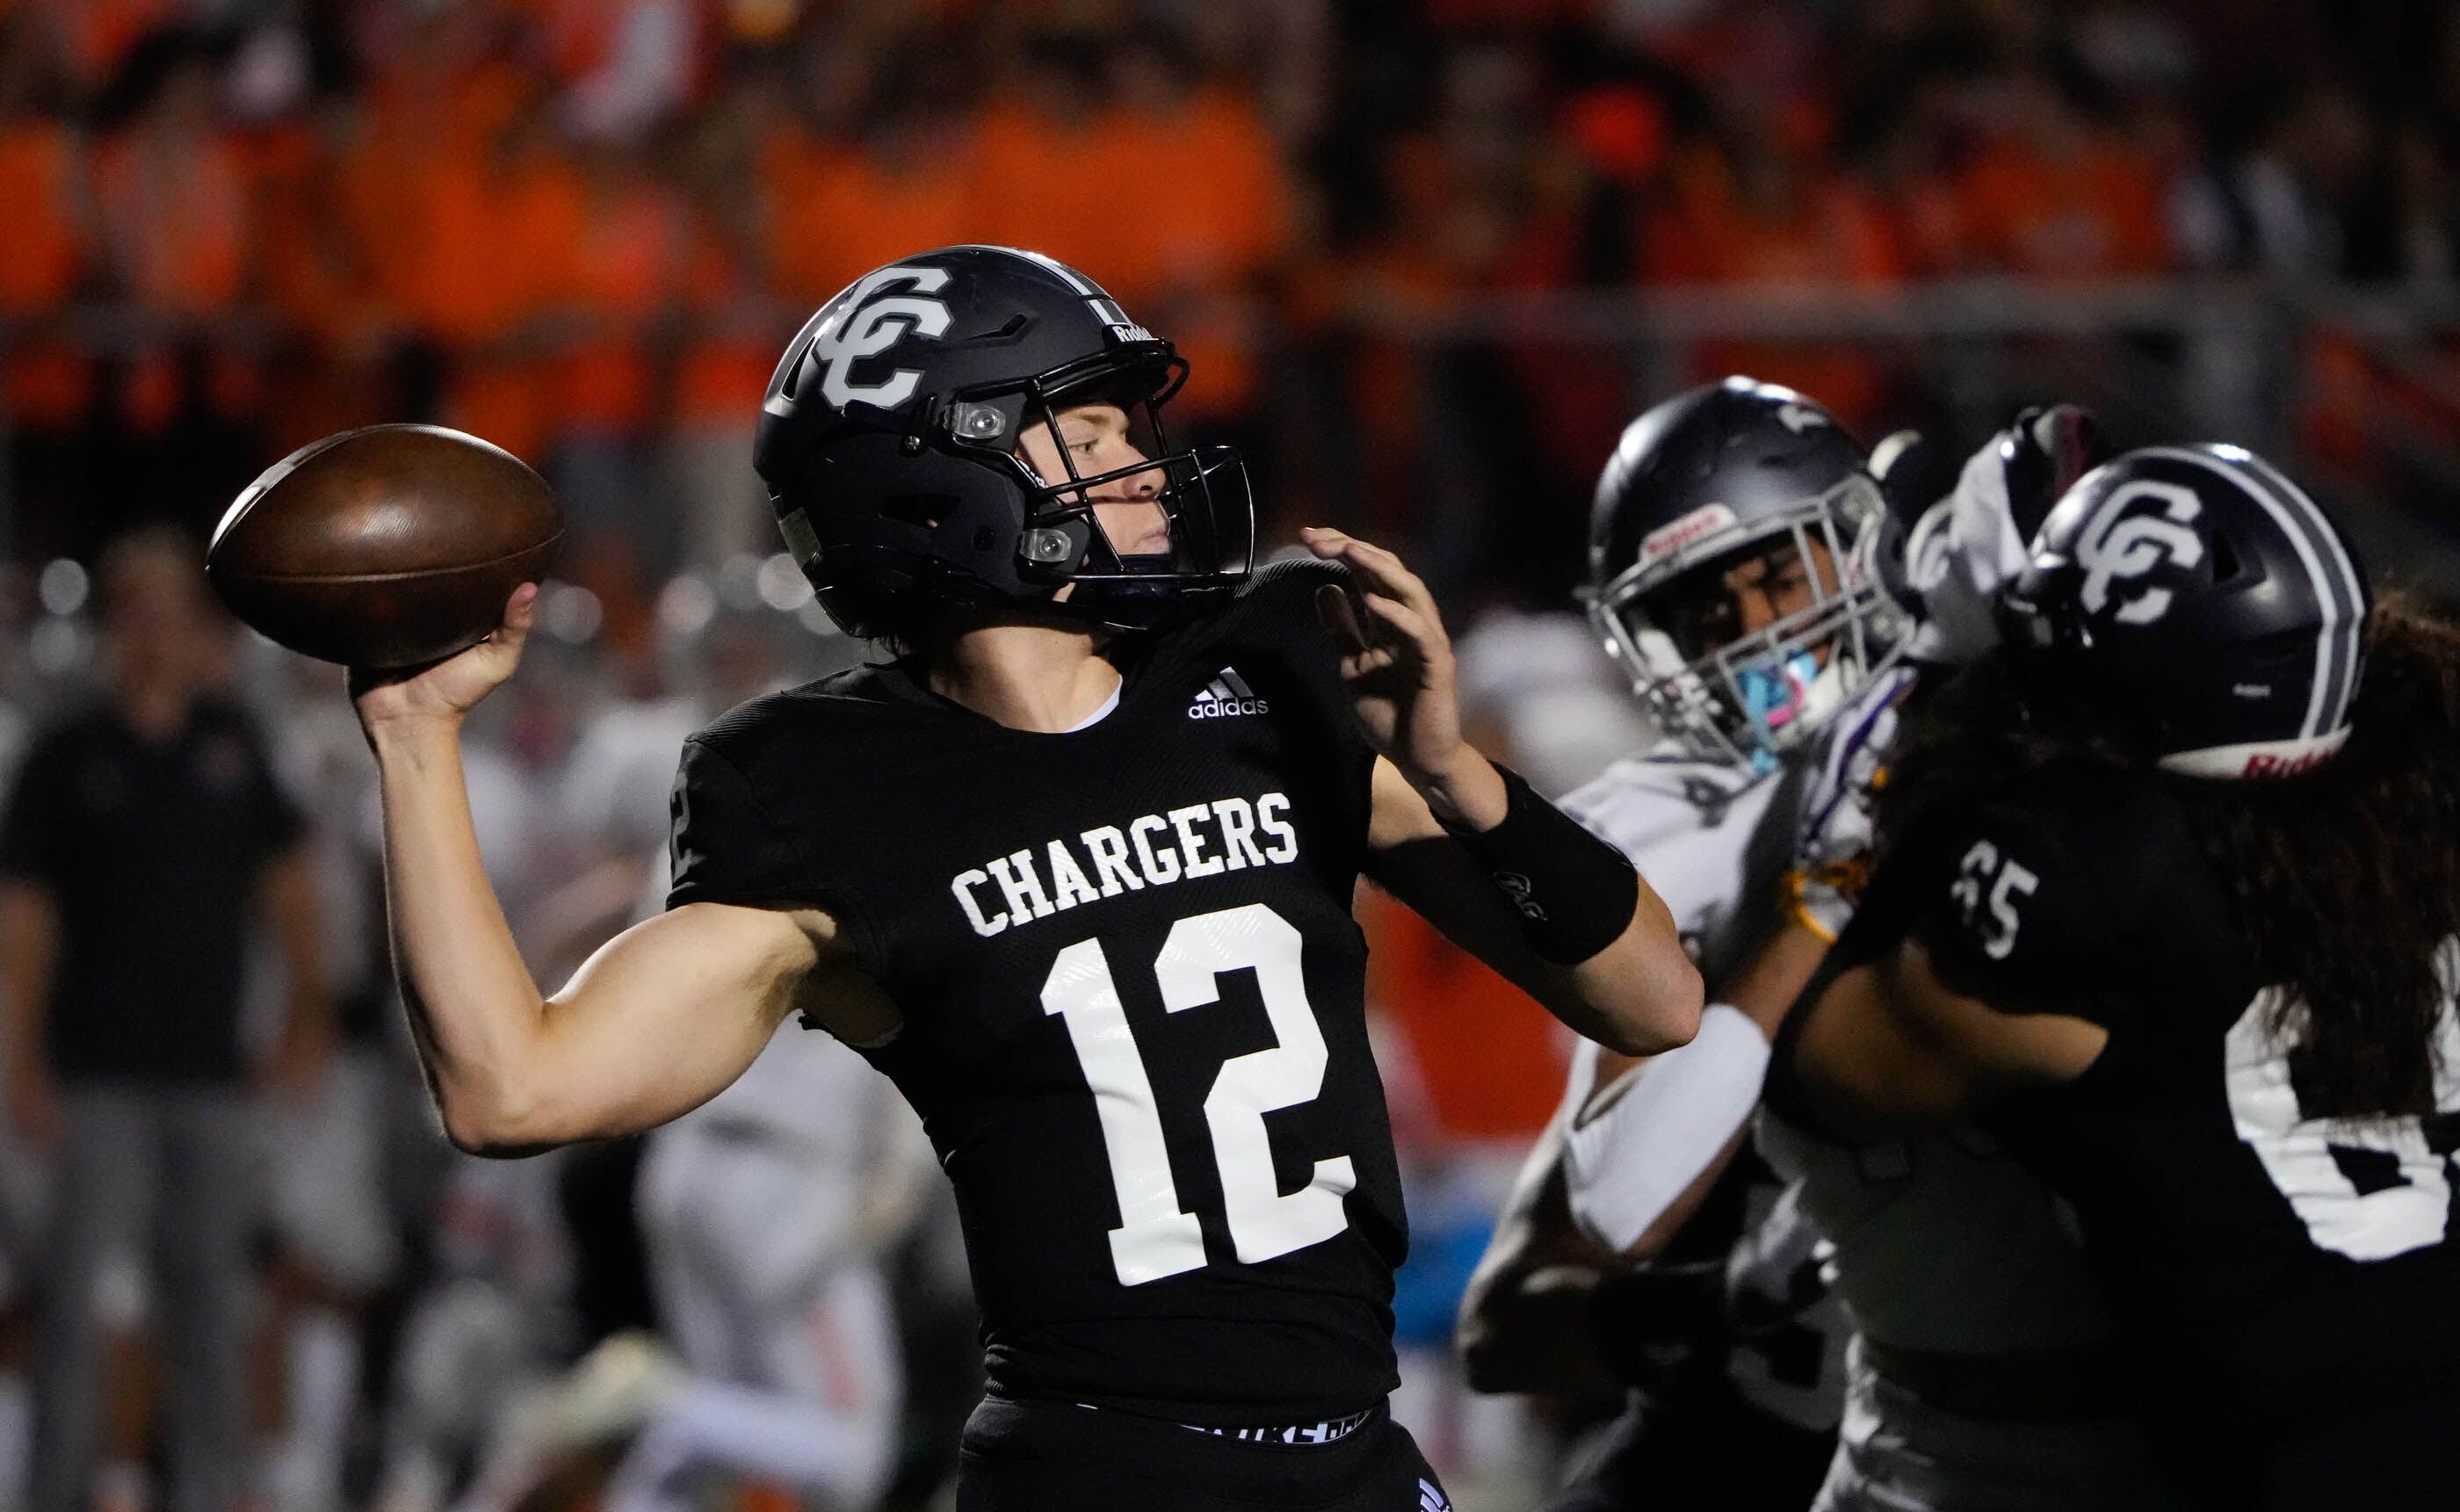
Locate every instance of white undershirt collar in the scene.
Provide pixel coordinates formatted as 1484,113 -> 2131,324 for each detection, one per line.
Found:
1062,676 -> 1123,732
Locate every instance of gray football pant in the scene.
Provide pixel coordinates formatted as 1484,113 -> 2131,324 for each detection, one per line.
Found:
31,1083 -> 257,1512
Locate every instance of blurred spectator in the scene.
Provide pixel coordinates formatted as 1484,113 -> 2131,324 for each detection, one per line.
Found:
543,0 -> 704,145
2172,77 -> 2373,279
5,0 -> 2460,594
0,9 -> 97,550
92,37 -> 253,313
1,5 -> 2459,1505
665,74 -> 796,570
765,52 -> 980,307
608,1022 -> 928,1512
0,527 -> 329,1512
0,10 -> 87,317
1953,67 -> 2169,279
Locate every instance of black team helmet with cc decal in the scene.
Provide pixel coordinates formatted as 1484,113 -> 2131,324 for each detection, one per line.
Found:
2003,444 -> 2370,778
755,245 -> 1256,642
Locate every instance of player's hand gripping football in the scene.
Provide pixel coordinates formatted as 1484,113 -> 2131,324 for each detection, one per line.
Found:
349,582 -> 538,737
1303,527 -> 1507,828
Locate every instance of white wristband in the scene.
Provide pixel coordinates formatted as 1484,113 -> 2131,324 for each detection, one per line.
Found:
1562,1003 -> 1772,1252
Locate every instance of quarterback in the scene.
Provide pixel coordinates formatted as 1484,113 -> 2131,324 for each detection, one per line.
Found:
349,245 -> 1701,1510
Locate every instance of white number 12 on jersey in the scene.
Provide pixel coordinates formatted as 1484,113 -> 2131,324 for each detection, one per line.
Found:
1041,901 -> 1357,1285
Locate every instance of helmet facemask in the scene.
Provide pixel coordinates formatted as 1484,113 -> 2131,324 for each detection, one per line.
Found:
942,349 -> 1255,633
1588,474 -> 1905,769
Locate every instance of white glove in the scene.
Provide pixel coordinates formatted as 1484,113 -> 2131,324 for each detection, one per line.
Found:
1905,406 -> 2102,666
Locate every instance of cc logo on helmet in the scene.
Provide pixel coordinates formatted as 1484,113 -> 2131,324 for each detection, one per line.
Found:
2077,479 -> 2204,626
812,266 -> 955,409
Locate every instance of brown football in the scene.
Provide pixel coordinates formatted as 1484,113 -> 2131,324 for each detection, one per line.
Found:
206,424 -> 563,668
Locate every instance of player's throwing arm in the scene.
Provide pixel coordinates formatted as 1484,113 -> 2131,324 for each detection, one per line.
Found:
352,590 -> 840,1155
200,426 -> 825,1154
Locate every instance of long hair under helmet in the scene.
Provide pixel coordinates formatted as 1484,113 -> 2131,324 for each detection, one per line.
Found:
1586,376 -> 1906,769
754,246 -> 1255,642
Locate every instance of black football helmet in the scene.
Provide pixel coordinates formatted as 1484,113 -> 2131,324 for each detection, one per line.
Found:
2005,444 -> 2370,778
1587,377 -> 1906,768
755,245 -> 1255,639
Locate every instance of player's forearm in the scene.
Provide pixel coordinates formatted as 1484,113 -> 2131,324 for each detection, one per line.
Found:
368,717 -> 556,1149
1458,1120 -> 1627,1396
1548,889 -> 1702,1055
1370,757 -> 1702,1056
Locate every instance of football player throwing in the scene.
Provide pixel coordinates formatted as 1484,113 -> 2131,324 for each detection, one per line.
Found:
349,245 -> 1703,1512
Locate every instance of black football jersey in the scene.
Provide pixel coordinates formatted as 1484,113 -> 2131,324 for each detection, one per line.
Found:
666,561 -> 1406,1422
1816,767 -> 2460,1504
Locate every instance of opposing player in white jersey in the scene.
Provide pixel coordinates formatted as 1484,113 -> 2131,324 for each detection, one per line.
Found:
614,1016 -> 937,1512
1462,384 -> 2184,1509
1460,378 -> 1897,1508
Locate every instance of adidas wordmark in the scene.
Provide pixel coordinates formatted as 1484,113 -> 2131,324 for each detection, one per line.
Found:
1189,665 -> 1269,719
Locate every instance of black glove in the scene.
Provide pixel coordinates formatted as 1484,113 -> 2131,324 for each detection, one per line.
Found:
1998,403 -> 2105,540
1591,1258 -> 1733,1395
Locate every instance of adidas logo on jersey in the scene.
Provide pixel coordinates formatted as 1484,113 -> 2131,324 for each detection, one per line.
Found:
1189,665 -> 1269,719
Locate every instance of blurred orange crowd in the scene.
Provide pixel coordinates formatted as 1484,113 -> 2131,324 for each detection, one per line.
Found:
4,0 -> 2456,588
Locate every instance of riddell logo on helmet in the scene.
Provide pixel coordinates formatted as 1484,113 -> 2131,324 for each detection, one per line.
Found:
2242,748 -> 2333,779
1190,666 -> 1269,719
1638,503 -> 1740,567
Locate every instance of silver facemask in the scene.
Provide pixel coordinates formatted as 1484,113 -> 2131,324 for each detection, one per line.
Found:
1588,474 -> 1908,769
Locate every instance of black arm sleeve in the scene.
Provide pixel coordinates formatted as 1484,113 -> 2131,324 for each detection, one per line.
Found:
1441,762 -> 1640,964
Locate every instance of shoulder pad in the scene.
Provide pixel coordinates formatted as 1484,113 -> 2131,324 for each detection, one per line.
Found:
1564,754 -> 1774,855
688,666 -> 891,756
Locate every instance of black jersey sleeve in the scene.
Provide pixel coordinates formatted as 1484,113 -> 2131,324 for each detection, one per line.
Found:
1900,792 -> 2139,1022
666,735 -> 814,911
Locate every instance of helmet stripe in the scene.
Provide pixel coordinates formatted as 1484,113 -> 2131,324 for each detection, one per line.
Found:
2147,446 -> 2362,742
2232,448 -> 2367,739
1004,247 -> 1098,294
